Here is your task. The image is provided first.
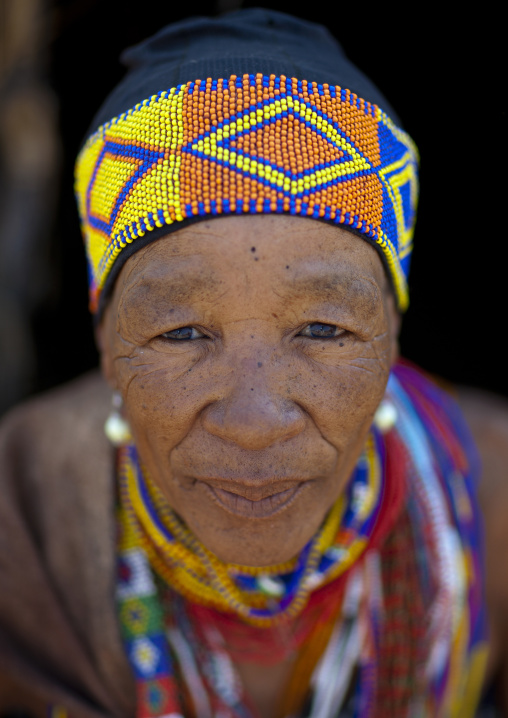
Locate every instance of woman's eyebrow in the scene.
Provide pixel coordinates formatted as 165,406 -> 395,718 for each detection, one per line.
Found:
281,270 -> 382,304
121,269 -> 222,307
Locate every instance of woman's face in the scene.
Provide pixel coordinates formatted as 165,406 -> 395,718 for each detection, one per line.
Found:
100,215 -> 399,566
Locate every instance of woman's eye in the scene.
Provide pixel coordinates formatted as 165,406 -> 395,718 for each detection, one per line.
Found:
160,326 -> 205,341
299,322 -> 344,339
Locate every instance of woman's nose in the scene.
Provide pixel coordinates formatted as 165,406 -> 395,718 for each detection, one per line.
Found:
201,358 -> 306,450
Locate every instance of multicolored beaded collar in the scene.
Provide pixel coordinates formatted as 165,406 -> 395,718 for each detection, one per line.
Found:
116,429 -> 385,716
75,74 -> 418,315
118,431 -> 384,627
114,363 -> 488,718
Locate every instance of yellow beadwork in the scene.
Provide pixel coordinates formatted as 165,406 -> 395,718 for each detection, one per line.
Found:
118,432 -> 381,627
76,74 -> 418,314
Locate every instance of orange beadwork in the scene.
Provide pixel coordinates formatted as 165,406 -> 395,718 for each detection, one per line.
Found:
75,74 -> 418,314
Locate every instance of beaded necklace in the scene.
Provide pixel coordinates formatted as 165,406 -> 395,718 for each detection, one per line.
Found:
117,431 -> 384,716
119,430 -> 383,627
116,363 -> 488,718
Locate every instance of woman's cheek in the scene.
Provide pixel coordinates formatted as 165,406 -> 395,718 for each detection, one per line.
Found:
302,329 -> 390,366
115,332 -> 390,448
119,351 -> 215,436
294,350 -> 389,434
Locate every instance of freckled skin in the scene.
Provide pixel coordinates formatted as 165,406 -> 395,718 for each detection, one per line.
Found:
99,214 -> 399,567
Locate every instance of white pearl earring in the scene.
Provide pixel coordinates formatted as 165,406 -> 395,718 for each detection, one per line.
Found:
373,398 -> 397,433
104,392 -> 132,446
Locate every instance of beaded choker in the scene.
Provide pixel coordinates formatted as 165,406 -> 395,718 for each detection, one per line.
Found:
75,74 -> 418,315
115,363 -> 488,717
118,431 -> 384,627
117,430 -> 386,717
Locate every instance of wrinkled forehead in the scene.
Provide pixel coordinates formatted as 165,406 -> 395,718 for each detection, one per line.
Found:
110,214 -> 389,315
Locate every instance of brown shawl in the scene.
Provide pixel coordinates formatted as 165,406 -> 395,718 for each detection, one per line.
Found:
0,372 -> 429,717
0,372 -> 135,716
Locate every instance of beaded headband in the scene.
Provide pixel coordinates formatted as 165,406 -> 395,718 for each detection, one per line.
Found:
75,73 -> 418,314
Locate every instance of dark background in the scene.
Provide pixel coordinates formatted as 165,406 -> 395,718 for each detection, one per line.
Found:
5,0 -> 508,409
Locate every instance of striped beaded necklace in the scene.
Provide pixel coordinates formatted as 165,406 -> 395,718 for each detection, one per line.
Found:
118,430 -> 383,625
115,363 -> 488,718
117,430 -> 384,716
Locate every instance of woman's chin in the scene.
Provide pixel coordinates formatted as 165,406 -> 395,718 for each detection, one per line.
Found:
187,496 -> 325,567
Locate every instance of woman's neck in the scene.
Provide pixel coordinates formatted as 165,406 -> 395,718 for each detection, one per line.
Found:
235,655 -> 297,718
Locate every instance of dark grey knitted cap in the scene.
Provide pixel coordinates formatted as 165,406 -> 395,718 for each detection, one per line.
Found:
88,8 -> 401,135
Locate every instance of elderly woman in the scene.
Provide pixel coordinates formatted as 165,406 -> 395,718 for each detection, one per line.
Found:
1,9 -> 507,718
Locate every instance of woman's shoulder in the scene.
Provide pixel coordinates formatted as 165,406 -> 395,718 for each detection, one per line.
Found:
0,370 -> 111,480
0,370 -> 115,555
0,369 -> 110,436
0,373 -> 133,715
458,387 -> 508,696
458,386 -> 508,531
458,387 -> 508,480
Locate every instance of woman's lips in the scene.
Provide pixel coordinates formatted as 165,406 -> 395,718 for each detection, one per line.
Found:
199,481 -> 309,518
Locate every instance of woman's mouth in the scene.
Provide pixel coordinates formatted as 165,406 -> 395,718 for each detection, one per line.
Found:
198,480 -> 310,518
